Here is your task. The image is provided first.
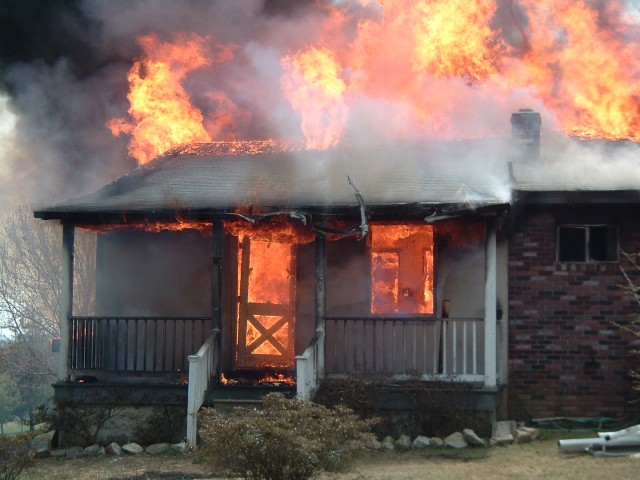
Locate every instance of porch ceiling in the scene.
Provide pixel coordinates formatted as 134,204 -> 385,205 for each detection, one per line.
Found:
34,140 -> 510,221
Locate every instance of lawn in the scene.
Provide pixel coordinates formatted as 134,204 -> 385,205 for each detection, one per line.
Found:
19,433 -> 640,480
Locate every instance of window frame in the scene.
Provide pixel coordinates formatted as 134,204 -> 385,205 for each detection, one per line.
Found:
556,224 -> 619,263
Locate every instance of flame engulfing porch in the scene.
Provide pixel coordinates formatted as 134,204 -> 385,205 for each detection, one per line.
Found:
37,136 -> 508,445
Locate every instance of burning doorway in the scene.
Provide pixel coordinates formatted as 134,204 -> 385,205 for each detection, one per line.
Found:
235,236 -> 296,370
224,218 -> 315,381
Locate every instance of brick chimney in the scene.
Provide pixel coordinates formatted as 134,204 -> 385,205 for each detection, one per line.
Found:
511,108 -> 541,160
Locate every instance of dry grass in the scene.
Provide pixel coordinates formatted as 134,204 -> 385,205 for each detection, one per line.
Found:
21,435 -> 640,480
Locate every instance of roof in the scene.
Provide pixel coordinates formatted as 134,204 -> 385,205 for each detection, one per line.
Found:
35,136 -> 640,222
34,140 -> 512,221
511,138 -> 640,192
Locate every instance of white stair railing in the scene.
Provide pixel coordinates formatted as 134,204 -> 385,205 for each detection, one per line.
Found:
186,329 -> 220,446
295,329 -> 324,400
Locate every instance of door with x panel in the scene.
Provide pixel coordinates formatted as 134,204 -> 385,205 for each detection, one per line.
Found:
235,236 -> 296,369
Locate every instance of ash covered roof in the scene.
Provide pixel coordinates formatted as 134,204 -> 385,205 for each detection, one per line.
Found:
34,140 -> 511,220
510,138 -> 640,192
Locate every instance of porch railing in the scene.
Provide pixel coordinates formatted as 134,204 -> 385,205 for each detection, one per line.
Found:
69,316 -> 213,375
325,316 -> 485,381
295,329 -> 325,400
187,329 -> 220,446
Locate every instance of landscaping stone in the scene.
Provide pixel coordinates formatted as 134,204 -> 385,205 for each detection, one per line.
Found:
50,449 -> 68,458
171,441 -> 188,453
515,426 -> 540,444
83,444 -> 101,456
444,432 -> 468,449
395,434 -> 412,450
106,442 -> 123,456
491,420 -> 516,446
516,429 -> 532,443
146,443 -> 171,455
66,446 -> 84,458
122,443 -> 144,454
519,426 -> 540,441
381,436 -> 395,451
463,428 -> 486,447
34,447 -> 51,458
412,435 -> 431,449
367,439 -> 383,450
430,437 -> 444,447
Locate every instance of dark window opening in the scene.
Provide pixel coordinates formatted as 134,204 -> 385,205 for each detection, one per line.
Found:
557,225 -> 618,263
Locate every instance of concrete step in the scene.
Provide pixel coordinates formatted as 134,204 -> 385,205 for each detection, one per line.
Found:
211,398 -> 264,413
203,384 -> 296,407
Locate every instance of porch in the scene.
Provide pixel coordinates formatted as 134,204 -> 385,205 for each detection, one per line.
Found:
55,215 -> 505,445
63,311 -> 501,444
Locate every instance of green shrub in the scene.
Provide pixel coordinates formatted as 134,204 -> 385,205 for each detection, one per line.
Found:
0,431 -> 36,480
197,393 -> 376,480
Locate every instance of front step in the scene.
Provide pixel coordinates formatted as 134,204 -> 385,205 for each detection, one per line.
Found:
210,398 -> 264,413
204,384 -> 296,409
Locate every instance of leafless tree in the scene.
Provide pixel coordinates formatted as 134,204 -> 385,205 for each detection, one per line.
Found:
619,251 -> 640,394
0,204 -> 95,378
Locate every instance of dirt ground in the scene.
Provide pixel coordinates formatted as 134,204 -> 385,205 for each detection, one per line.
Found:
22,435 -> 640,480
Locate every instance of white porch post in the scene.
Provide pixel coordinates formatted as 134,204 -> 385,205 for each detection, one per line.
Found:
59,223 -> 74,380
484,217 -> 497,388
315,234 -> 326,377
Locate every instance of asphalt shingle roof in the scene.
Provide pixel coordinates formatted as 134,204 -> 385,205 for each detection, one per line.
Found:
34,141 -> 511,218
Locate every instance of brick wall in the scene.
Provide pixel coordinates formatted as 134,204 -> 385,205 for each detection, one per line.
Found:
508,205 -> 640,421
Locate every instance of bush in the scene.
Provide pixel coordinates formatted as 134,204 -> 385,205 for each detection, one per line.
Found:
37,397 -> 119,447
0,432 -> 36,480
197,393 -> 376,480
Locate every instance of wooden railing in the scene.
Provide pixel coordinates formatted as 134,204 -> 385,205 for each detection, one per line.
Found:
325,316 -> 485,381
69,316 -> 213,374
295,329 -> 325,400
186,329 -> 220,446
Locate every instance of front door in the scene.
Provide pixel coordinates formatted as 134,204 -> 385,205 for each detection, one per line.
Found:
235,236 -> 296,369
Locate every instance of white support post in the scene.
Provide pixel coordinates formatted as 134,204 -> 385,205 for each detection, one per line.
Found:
484,217 -> 498,389
186,354 -> 200,446
186,329 -> 219,446
295,355 -> 309,399
59,224 -> 74,380
315,235 -> 326,378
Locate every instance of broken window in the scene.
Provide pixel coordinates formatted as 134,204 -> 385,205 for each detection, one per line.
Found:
370,223 -> 434,315
557,225 -> 618,262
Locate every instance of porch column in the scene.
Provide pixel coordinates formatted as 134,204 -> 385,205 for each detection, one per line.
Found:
315,233 -> 326,377
59,223 -> 74,380
210,220 -> 223,380
484,217 -> 498,388
211,220 -> 223,331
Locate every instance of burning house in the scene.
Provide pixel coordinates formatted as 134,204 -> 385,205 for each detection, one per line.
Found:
18,0 -> 640,445
34,109 -> 640,444
35,135 -> 511,444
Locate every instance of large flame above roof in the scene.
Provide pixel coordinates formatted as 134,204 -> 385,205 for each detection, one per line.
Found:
108,0 -> 640,165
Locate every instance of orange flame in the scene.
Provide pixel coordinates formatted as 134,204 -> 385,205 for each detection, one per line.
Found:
110,1 -> 640,158
84,220 -> 213,236
224,217 -> 314,244
412,0 -> 505,81
258,372 -> 296,385
515,0 -> 640,140
281,46 -> 349,149
108,33 -> 240,164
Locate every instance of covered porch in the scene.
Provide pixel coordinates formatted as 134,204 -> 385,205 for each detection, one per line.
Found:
54,214 -> 505,445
